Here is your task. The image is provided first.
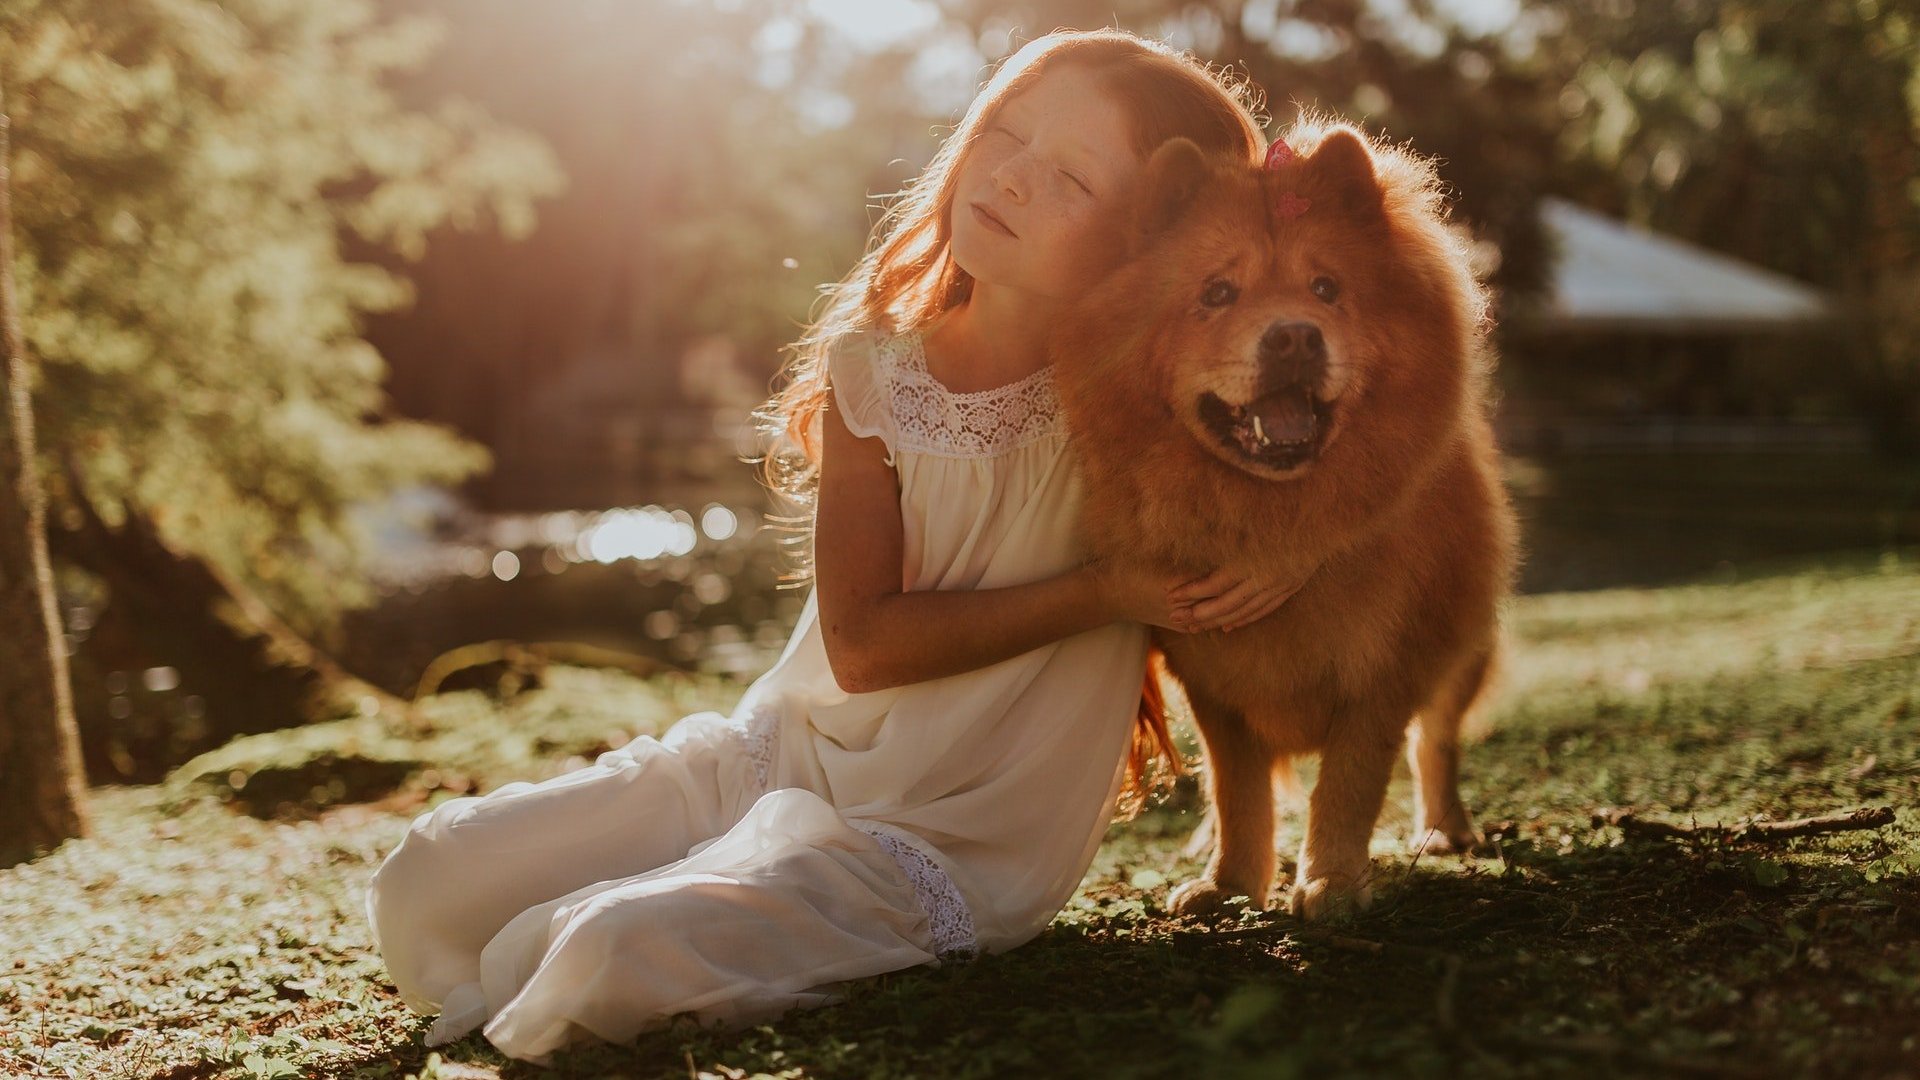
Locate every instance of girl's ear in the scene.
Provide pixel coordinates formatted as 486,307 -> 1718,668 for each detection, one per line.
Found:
1131,137 -> 1211,244
1307,126 -> 1384,221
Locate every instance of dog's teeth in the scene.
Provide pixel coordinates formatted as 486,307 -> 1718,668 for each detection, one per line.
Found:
1252,414 -> 1268,444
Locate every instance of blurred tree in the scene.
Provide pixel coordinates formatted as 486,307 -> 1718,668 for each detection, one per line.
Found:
359,0 -> 909,508
0,96 -> 89,866
1539,0 -> 1920,450
0,0 -> 562,740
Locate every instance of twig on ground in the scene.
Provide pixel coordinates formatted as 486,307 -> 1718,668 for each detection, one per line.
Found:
1173,924 -> 1289,943
1591,806 -> 1896,844
1398,828 -> 1434,884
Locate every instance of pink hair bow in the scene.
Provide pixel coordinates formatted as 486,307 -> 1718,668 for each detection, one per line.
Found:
1264,139 -> 1310,220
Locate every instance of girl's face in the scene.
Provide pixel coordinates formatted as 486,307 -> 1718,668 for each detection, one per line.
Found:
949,64 -> 1141,299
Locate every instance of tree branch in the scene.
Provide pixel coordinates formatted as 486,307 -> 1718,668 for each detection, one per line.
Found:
1592,806 -> 1897,843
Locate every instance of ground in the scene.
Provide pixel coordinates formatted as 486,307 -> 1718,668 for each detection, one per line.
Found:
2,547 -> 1917,1079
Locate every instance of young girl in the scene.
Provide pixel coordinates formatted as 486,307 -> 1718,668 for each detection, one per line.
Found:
365,27 -> 1300,1064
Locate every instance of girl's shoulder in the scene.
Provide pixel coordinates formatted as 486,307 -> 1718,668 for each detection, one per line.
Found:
824,328 -> 899,453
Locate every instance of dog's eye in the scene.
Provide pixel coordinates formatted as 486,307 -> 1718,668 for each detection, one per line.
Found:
1311,275 -> 1341,304
1201,279 -> 1239,308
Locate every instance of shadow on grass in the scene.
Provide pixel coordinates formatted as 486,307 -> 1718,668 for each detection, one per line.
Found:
376,831 -> 1914,1080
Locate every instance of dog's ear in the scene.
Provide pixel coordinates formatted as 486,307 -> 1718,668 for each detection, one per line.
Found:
1132,137 -> 1210,243
1308,126 -> 1384,221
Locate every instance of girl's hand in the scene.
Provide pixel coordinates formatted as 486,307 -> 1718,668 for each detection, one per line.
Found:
1168,565 -> 1311,634
1087,558 -> 1209,634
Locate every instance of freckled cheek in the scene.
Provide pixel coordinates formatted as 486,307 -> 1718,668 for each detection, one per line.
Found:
1050,207 -> 1128,278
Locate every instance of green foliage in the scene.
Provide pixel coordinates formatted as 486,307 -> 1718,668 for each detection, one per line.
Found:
162,664 -> 744,817
1544,0 -> 1920,440
354,0 -> 933,466
0,0 -> 563,631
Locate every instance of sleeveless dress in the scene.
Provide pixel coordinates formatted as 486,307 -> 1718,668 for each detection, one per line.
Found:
363,326 -> 1151,1064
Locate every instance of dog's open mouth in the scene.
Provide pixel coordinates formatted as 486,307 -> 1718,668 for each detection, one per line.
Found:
1198,386 -> 1333,469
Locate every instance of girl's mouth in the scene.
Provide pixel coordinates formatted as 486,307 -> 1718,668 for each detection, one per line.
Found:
971,203 -> 1016,238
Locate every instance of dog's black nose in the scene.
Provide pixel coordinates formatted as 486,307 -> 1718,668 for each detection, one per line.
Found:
1258,321 -> 1326,389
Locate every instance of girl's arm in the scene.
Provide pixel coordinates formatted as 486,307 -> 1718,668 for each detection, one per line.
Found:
814,397 -> 1195,694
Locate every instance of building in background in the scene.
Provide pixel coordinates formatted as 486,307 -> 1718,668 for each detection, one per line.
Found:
1498,197 -> 1849,453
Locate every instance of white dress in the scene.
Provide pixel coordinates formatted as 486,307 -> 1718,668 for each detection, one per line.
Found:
363,326 -> 1151,1064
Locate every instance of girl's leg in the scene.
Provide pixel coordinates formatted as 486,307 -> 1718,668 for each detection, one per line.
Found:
445,787 -> 941,1065
366,710 -> 762,1013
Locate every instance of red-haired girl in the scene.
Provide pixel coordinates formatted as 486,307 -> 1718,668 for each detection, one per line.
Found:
367,26 -> 1300,1064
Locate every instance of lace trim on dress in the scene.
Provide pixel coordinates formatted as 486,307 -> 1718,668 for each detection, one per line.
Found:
730,702 -> 980,960
880,330 -> 1065,459
848,821 -> 981,960
737,703 -> 780,794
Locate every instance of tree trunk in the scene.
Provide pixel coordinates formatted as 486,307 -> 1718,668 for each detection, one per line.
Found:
0,100 -> 91,867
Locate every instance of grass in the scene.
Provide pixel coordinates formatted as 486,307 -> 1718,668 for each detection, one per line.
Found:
2,549 -> 1917,1079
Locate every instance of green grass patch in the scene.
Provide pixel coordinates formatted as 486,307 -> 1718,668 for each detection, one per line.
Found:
3,552 -> 1917,1078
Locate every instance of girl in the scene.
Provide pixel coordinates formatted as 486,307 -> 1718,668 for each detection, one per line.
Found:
365,26 -> 1300,1065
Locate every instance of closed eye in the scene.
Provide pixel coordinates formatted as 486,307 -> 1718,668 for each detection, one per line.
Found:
995,125 -> 1092,196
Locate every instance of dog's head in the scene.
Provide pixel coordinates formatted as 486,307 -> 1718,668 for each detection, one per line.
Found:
1057,114 -> 1490,491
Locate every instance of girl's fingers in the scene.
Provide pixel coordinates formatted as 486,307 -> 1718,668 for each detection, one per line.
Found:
1188,578 -> 1262,622
1182,580 -> 1274,622
1212,584 -> 1296,632
1236,591 -> 1291,628
1169,567 -> 1236,604
1205,588 -> 1276,631
1174,570 -> 1312,629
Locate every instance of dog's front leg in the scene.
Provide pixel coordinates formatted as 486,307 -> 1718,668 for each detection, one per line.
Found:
1291,719 -> 1399,920
1168,696 -> 1277,916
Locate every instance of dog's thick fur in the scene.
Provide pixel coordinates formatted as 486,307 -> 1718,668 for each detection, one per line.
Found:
1051,114 -> 1521,920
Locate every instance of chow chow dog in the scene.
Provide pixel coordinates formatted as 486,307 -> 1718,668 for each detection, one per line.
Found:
1051,113 -> 1520,920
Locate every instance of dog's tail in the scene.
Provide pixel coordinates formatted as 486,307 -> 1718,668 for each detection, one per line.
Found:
1117,646 -> 1186,820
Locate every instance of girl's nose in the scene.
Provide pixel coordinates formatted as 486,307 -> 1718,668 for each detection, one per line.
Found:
991,155 -> 1030,204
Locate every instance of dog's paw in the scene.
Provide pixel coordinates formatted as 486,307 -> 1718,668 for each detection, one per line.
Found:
1167,877 -> 1260,918
1287,874 -> 1372,921
1410,824 -> 1485,857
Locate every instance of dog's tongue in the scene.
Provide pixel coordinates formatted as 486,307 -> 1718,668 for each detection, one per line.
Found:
1249,386 -> 1316,445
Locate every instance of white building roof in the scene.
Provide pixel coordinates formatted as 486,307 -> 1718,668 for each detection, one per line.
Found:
1506,196 -> 1837,335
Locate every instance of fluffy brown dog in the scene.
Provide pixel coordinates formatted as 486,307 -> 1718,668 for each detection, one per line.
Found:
1052,113 -> 1521,920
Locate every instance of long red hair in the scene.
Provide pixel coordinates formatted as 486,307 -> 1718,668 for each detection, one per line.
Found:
751,27 -> 1268,816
